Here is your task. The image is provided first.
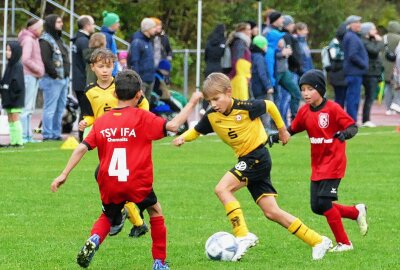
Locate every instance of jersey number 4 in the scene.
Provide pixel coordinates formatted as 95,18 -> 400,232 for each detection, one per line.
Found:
108,148 -> 130,182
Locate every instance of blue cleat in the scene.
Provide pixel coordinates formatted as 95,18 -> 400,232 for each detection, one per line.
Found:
77,234 -> 100,268
152,259 -> 170,270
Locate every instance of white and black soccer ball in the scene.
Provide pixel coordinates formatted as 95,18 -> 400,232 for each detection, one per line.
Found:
205,231 -> 238,261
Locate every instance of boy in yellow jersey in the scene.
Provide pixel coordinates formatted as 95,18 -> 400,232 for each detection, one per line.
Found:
79,48 -> 148,238
173,72 -> 332,261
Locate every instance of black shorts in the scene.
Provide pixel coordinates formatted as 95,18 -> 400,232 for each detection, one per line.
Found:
310,179 -> 341,201
102,190 -> 158,222
229,146 -> 277,203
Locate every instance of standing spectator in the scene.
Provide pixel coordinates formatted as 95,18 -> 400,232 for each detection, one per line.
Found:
360,22 -> 384,127
100,11 -> 120,77
72,15 -> 95,141
151,17 -> 173,67
326,23 -> 348,108
201,24 -> 226,114
227,22 -> 252,100
246,20 -> 259,40
0,42 -> 25,148
129,18 -> 157,100
39,14 -> 70,141
117,50 -> 128,72
295,22 -> 314,74
382,21 -> 400,114
18,18 -> 45,143
83,32 -> 107,85
342,15 -> 368,122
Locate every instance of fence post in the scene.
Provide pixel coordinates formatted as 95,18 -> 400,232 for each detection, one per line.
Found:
183,49 -> 189,98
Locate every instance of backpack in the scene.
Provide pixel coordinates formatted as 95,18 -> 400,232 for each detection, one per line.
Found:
220,44 -> 232,69
321,45 -> 331,71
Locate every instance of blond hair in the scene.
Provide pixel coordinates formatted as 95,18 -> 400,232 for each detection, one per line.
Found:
89,32 -> 106,49
202,72 -> 231,99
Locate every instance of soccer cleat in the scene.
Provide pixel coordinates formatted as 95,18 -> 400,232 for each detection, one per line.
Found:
355,204 -> 368,236
329,242 -> 354,252
152,259 -> 170,270
109,208 -> 127,236
128,222 -> 149,238
312,236 -> 332,260
77,234 -> 100,268
231,232 -> 259,261
361,121 -> 376,128
390,103 -> 400,113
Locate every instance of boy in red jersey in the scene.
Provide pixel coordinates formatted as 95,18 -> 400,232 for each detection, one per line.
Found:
287,69 -> 368,252
51,70 -> 202,270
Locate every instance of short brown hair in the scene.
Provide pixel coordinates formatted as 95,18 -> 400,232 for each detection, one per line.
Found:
89,32 -> 106,49
90,48 -> 116,64
202,72 -> 231,100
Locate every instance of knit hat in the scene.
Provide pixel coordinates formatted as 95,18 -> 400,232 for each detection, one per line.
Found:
252,35 -> 268,50
158,59 -> 171,72
283,15 -> 294,28
345,15 -> 361,25
269,12 -> 282,25
360,22 -> 374,36
118,50 -> 128,60
141,18 -> 157,32
246,20 -> 257,29
102,11 -> 119,27
299,69 -> 326,97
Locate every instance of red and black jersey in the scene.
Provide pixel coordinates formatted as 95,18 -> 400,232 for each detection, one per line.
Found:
83,106 -> 167,204
290,100 -> 355,181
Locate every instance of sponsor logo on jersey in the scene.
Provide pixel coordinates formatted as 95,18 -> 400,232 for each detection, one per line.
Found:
318,113 -> 329,128
309,137 -> 333,144
235,161 -> 247,171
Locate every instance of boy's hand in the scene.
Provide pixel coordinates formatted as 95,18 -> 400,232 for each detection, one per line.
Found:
278,128 -> 291,145
51,174 -> 67,192
189,92 -> 203,105
267,133 -> 279,147
172,136 -> 185,147
78,120 -> 87,131
334,131 -> 346,142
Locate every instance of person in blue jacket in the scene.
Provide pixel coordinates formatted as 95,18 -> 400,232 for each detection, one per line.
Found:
100,11 -> 120,77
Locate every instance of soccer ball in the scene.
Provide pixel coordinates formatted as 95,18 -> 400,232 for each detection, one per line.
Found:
205,231 -> 238,261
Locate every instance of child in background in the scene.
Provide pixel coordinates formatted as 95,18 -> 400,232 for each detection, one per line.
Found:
117,50 -> 128,72
0,41 -> 25,148
173,72 -> 332,261
287,69 -> 368,252
83,32 -> 107,85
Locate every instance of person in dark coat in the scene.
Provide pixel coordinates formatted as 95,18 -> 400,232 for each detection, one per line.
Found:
360,22 -> 384,127
71,15 -> 95,141
0,41 -> 25,147
327,23 -> 348,108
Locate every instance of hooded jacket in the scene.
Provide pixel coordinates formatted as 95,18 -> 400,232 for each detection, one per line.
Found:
382,21 -> 400,82
39,14 -> 70,79
0,41 -> 25,109
204,24 -> 226,77
100,26 -> 118,76
265,26 -> 285,86
17,28 -> 45,78
250,45 -> 272,98
361,36 -> 384,77
71,30 -> 90,91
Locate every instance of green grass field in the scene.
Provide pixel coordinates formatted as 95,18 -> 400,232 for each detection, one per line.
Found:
1,127 -> 399,270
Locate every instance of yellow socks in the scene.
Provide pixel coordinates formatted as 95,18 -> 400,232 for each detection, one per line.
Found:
224,201 -> 249,237
288,218 -> 322,247
124,202 -> 144,227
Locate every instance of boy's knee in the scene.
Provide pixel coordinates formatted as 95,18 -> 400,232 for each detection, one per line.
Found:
311,197 -> 332,215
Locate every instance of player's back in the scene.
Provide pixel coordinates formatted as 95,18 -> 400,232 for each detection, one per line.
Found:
84,106 -> 166,204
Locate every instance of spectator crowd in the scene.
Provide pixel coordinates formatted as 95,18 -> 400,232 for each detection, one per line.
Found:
1,9 -> 400,147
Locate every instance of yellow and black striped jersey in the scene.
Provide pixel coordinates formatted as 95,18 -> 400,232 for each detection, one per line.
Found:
195,99 -> 269,157
82,79 -> 149,126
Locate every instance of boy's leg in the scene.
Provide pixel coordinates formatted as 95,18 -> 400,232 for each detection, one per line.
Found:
125,202 -> 148,238
215,172 -> 258,261
77,213 -> 110,268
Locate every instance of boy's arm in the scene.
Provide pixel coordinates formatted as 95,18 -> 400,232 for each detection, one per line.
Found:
265,100 -> 290,145
333,124 -> 358,142
166,92 -> 203,132
50,144 -> 89,192
173,128 -> 201,146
